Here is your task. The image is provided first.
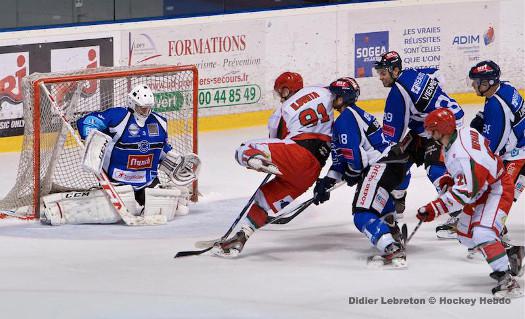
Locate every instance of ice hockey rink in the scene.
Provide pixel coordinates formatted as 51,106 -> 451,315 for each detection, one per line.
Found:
0,106 -> 523,319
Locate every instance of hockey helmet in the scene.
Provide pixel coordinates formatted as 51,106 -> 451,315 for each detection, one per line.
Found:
468,60 -> 500,85
128,84 -> 155,118
374,51 -> 402,72
424,108 -> 456,136
274,72 -> 304,95
328,77 -> 360,106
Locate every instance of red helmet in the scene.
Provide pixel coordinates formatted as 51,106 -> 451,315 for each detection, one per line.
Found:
424,108 -> 456,136
274,72 -> 303,94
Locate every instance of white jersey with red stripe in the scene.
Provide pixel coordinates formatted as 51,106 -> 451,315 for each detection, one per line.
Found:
268,86 -> 334,141
439,127 -> 508,212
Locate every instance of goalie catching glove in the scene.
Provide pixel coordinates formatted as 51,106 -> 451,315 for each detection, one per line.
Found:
159,150 -> 201,186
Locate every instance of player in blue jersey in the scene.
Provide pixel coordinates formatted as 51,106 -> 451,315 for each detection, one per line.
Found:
313,77 -> 410,268
468,60 -> 525,260
40,84 -> 200,226
469,60 -> 525,204
374,51 -> 465,238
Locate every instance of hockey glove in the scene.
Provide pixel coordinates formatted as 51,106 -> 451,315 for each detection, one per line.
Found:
417,198 -> 449,222
434,173 -> 454,194
343,169 -> 361,187
313,176 -> 336,205
470,111 -> 484,134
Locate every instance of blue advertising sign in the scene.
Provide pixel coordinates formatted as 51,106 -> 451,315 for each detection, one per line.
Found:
354,31 -> 389,78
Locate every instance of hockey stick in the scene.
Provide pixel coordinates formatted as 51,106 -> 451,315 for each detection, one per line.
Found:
192,181 -> 345,249
174,174 -> 272,258
267,198 -> 314,225
269,181 -> 345,225
40,83 -> 166,226
405,220 -> 423,244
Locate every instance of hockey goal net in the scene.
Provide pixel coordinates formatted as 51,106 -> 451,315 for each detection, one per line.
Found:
0,64 -> 198,220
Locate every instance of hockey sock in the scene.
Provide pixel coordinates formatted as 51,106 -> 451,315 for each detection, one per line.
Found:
479,241 -> 510,272
354,212 -> 394,251
246,204 -> 269,229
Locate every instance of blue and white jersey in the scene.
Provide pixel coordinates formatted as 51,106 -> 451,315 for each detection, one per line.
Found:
77,107 -> 172,190
482,82 -> 525,160
382,68 -> 464,143
327,104 -> 390,179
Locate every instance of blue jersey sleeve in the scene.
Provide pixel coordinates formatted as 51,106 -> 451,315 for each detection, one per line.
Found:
482,98 -> 506,154
76,107 -> 129,139
382,87 -> 407,143
330,111 -> 364,174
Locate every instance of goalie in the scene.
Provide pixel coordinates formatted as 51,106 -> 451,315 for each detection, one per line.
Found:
40,84 -> 200,226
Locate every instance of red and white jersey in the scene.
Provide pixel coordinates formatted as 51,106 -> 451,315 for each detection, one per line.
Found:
268,86 -> 334,142
439,127 -> 508,212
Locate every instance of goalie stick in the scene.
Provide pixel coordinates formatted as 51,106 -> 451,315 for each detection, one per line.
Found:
40,83 -> 166,226
174,174 -> 272,258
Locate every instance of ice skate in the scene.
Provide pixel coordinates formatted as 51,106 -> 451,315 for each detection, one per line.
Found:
435,214 -> 458,239
507,245 -> 525,277
212,227 -> 253,258
367,242 -> 407,269
490,270 -> 523,298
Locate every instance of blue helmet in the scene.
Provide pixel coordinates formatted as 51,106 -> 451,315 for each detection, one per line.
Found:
328,77 -> 360,105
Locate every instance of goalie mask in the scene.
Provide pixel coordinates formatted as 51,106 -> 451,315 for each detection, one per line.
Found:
129,84 -> 155,125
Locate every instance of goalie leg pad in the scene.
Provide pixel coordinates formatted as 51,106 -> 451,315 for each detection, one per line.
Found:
144,188 -> 182,221
41,185 -> 137,225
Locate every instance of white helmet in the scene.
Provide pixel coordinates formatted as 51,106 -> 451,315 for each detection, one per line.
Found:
128,84 -> 155,121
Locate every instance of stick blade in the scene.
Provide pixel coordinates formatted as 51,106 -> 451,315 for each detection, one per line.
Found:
174,247 -> 213,258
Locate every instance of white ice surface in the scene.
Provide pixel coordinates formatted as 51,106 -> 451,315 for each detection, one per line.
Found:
0,106 -> 524,319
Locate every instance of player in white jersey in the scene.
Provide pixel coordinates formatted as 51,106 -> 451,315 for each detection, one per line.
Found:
417,108 -> 523,297
213,72 -> 334,257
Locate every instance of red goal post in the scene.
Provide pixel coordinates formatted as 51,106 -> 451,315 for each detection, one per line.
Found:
0,64 -> 198,220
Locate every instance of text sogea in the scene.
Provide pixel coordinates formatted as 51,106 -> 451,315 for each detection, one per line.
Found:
356,46 -> 387,58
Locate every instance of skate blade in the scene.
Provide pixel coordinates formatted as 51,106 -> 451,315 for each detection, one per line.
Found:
493,288 -> 524,299
367,256 -> 407,270
211,245 -> 240,258
436,230 -> 458,240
